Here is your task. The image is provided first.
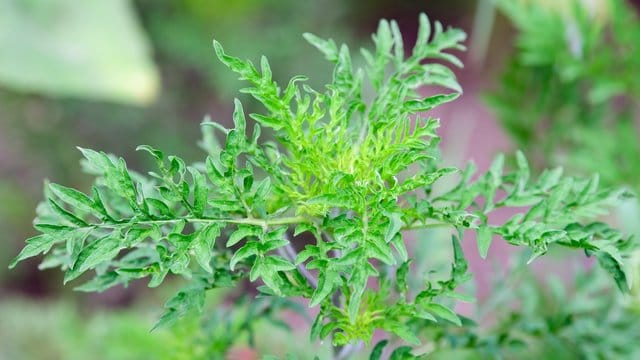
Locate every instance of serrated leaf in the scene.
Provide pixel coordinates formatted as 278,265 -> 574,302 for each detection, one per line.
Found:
253,177 -> 271,200
477,225 -> 493,259
249,113 -> 283,130
367,236 -> 396,265
423,303 -> 461,326
232,98 -> 247,134
74,271 -> 122,292
193,223 -> 222,273
596,251 -> 629,292
49,183 -> 96,214
310,268 -> 339,307
295,245 -> 321,265
385,212 -> 403,243
34,223 -> 76,233
230,241 -> 259,271
370,339 -> 389,360
77,147 -> 112,171
145,198 -> 174,218
148,267 -> 168,288
47,198 -> 88,226
9,235 -> 56,268
303,33 -> 339,62
488,153 -> 504,189
348,267 -> 367,322
310,312 -> 324,341
227,224 -> 262,247
334,247 -> 363,266
443,291 -> 475,303
153,287 -> 206,331
320,321 -> 339,340
136,145 -> 164,169
386,323 -> 420,345
263,255 -> 296,272
415,13 -> 432,50
189,167 -> 207,217
403,93 -> 459,113
391,234 -> 408,262
389,346 -> 415,360
396,260 -> 411,296
65,236 -> 121,283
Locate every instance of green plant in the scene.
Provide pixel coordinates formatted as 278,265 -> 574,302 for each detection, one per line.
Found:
9,13 -> 635,358
487,0 -> 640,192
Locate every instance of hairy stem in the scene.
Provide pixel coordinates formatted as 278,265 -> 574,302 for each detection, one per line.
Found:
64,215 -> 308,231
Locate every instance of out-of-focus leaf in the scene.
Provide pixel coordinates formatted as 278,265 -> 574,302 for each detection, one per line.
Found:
0,0 -> 159,105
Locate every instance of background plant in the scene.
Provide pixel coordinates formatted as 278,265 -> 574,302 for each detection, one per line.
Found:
487,0 -> 640,193
473,1 -> 640,357
408,251 -> 640,360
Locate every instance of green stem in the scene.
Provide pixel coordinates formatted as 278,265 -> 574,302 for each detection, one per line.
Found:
402,221 -> 452,231
75,215 -> 308,231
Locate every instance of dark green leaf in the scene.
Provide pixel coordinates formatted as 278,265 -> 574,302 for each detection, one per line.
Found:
370,339 -> 389,360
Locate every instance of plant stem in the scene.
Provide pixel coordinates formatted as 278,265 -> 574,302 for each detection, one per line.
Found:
335,341 -> 363,360
277,236 -> 319,289
71,215 -> 308,231
402,221 -> 451,231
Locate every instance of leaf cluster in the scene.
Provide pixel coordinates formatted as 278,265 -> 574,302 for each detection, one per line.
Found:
9,12 -> 636,357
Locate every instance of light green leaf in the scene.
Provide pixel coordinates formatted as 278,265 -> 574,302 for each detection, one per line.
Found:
65,236 -> 121,283
49,183 -> 95,214
477,225 -> 493,259
189,167 -> 207,217
263,256 -> 296,272
227,224 -> 262,247
303,33 -> 339,62
386,323 -> 420,345
193,223 -> 222,273
9,235 -> 56,268
47,198 -> 88,227
230,241 -> 259,271
385,212 -> 403,243
391,234 -> 408,262
153,287 -> 206,331
310,268 -> 339,307
423,303 -> 461,326
0,0 -> 159,105
403,93 -> 459,113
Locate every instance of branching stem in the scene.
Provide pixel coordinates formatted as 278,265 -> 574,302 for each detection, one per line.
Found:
71,215 -> 308,231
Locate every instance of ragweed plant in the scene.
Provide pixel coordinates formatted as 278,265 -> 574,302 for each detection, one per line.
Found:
9,13 -> 635,358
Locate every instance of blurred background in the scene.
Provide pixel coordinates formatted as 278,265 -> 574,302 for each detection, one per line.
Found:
0,0 -> 639,359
